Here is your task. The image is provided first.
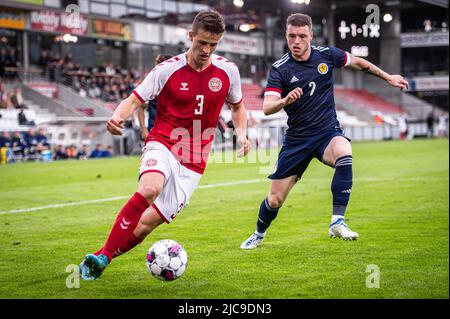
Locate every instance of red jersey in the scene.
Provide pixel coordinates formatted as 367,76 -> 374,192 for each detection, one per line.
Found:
133,53 -> 243,174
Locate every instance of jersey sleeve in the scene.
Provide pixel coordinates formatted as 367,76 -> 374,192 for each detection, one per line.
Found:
226,64 -> 243,105
132,67 -> 164,103
264,67 -> 284,98
330,46 -> 352,69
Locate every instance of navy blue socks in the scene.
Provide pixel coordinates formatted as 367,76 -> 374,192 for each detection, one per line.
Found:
256,197 -> 279,234
331,155 -> 353,224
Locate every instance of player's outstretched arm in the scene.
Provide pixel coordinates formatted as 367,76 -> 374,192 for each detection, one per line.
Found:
262,87 -> 303,115
106,93 -> 144,136
347,55 -> 409,90
229,101 -> 251,158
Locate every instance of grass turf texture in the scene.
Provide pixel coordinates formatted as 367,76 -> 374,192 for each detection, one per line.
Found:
0,139 -> 448,299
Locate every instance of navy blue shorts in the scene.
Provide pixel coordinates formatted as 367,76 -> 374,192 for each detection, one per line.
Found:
269,129 -> 350,180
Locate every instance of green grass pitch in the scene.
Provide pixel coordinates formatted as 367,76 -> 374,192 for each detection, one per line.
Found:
0,139 -> 448,298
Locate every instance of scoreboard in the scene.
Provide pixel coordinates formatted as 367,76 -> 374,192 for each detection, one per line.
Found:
334,9 -> 381,65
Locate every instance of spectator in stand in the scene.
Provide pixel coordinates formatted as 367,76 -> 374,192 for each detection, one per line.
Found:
36,127 -> 51,151
97,62 -> 107,74
11,131 -> 25,161
53,144 -> 68,160
23,128 -> 38,159
11,88 -> 26,109
0,48 -> 8,68
102,145 -> 113,158
76,144 -> 89,160
38,50 -> 51,75
438,113 -> 448,138
374,112 -> 384,124
110,84 -> 121,101
3,91 -> 15,109
8,48 -> 18,74
88,77 -> 101,98
34,53 -> 142,104
0,131 -> 12,164
89,143 -> 104,158
101,85 -> 113,102
426,112 -> 435,138
64,52 -> 73,64
0,81 -> 3,103
97,76 -> 105,90
18,107 -> 35,126
66,145 -> 78,159
105,63 -> 116,76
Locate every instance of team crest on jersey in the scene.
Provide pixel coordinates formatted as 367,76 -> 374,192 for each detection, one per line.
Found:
146,159 -> 157,167
208,77 -> 222,92
317,63 -> 329,75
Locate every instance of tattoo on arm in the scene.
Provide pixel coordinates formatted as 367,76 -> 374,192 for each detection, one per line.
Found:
362,65 -> 384,79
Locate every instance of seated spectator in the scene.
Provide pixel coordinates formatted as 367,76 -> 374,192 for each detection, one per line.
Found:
76,144 -> 89,160
66,145 -> 78,159
36,127 -> 51,151
105,63 -> 116,76
23,128 -> 38,159
18,107 -> 35,126
0,131 -> 12,164
11,88 -> 26,109
0,81 -> 3,105
89,143 -> 104,158
97,62 -> 107,74
64,52 -> 73,64
38,50 -> 51,75
101,145 -> 113,158
53,144 -> 68,160
4,91 -> 15,109
23,128 -> 48,160
11,131 -> 25,161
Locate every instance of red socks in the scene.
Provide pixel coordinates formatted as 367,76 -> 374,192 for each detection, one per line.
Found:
98,192 -> 149,262
94,233 -> 143,260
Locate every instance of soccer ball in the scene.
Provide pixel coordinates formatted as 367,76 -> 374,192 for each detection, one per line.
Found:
146,239 -> 188,281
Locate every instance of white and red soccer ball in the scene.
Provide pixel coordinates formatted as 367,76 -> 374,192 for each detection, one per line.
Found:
146,239 -> 187,281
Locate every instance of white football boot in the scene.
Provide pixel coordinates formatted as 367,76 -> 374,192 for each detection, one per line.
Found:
329,218 -> 359,240
240,232 -> 265,249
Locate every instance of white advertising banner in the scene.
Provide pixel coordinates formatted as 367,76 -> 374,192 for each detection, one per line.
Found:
161,26 -> 265,56
217,33 -> 265,56
401,32 -> 449,48
133,21 -> 161,44
163,25 -> 189,46
409,76 -> 449,91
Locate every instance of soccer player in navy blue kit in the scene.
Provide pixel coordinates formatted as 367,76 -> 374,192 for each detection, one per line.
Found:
241,13 -> 408,248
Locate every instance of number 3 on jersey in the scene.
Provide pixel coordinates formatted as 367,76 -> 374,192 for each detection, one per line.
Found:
195,95 -> 204,115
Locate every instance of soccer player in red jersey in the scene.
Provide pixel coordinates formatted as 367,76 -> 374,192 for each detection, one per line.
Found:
80,10 -> 251,280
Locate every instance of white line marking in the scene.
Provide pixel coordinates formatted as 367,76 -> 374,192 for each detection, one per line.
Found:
0,176 -> 447,216
0,179 -> 266,216
0,196 -> 129,215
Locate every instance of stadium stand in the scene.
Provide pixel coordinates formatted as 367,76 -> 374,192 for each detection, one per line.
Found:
334,87 -> 406,115
241,82 -> 264,111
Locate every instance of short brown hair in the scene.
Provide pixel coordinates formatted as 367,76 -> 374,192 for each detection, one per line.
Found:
192,9 -> 225,35
155,54 -> 172,65
286,13 -> 312,30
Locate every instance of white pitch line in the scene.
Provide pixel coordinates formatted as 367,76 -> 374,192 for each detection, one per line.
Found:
0,176 -> 447,216
0,196 -> 129,215
0,179 -> 267,216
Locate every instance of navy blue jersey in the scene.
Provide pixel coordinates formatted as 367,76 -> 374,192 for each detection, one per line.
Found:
265,46 -> 351,138
147,98 -> 157,131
